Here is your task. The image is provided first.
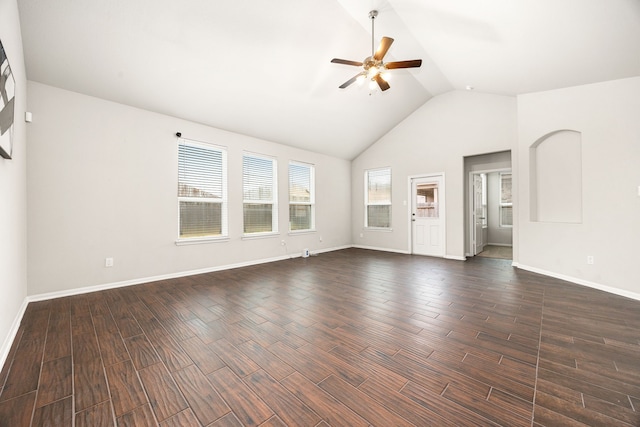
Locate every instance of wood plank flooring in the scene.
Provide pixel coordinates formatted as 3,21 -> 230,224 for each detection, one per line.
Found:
1,248 -> 639,426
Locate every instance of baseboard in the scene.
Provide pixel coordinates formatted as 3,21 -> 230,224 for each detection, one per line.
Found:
486,243 -> 513,247
0,298 -> 29,374
351,245 -> 466,261
351,244 -> 411,255
4,246 -> 355,372
28,245 -> 352,303
515,263 -> 640,302
8,251 -> 638,371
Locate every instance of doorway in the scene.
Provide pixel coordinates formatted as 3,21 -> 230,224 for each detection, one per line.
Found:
463,151 -> 512,260
468,169 -> 512,259
411,174 -> 445,257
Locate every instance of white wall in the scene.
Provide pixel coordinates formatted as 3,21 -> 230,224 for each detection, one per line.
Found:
517,76 -> 640,297
352,90 -> 517,258
26,82 -> 351,296
0,0 -> 28,367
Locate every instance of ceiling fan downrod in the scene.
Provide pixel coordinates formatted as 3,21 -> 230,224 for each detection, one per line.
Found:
369,10 -> 378,58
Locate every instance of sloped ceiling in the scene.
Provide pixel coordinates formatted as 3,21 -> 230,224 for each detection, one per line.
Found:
16,0 -> 640,159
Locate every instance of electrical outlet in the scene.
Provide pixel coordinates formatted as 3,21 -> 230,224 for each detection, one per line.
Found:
586,256 -> 594,265
105,257 -> 114,267
281,240 -> 286,246
360,233 -> 364,238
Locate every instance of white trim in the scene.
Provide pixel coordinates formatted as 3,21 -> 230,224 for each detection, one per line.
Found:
444,255 -> 467,261
25,245 -> 353,304
287,230 -> 316,236
0,298 -> 29,373
467,168 -> 512,257
514,263 -> 640,302
352,244 -> 411,255
363,227 -> 393,232
178,136 -> 227,151
364,167 -> 392,229
242,152 -> 279,234
407,172 -> 446,257
177,139 -> 229,240
28,257 -> 289,302
4,248 -> 637,371
288,160 -> 316,232
310,245 -> 352,255
241,232 -> 280,240
175,236 -> 230,246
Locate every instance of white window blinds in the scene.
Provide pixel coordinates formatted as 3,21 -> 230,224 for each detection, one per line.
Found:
178,139 -> 227,238
289,162 -> 314,231
243,153 -> 277,234
366,168 -> 391,228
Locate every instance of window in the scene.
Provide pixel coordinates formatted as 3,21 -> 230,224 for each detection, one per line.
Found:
416,183 -> 439,218
365,168 -> 391,228
289,161 -> 315,231
177,139 -> 227,239
500,172 -> 513,227
243,153 -> 278,234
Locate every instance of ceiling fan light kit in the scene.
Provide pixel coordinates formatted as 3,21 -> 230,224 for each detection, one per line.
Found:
331,10 -> 422,92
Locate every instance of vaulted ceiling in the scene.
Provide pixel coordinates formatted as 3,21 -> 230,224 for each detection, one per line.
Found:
17,0 -> 640,159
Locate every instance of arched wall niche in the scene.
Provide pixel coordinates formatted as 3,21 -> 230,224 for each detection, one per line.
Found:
529,130 -> 582,223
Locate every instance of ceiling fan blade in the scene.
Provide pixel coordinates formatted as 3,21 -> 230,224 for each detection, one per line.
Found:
339,73 -> 364,89
331,58 -> 364,67
385,59 -> 423,69
373,37 -> 394,61
374,74 -> 390,91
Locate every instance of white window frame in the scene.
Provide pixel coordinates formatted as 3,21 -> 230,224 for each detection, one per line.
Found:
176,138 -> 228,244
365,167 -> 392,229
499,172 -> 513,228
242,152 -> 278,236
288,161 -> 315,233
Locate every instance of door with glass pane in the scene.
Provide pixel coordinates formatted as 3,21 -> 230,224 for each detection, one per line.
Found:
473,173 -> 486,255
411,175 -> 445,257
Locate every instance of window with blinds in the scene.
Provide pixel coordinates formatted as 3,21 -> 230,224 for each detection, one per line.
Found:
289,161 -> 315,231
500,172 -> 513,227
178,139 -> 227,239
243,153 -> 278,234
365,168 -> 391,228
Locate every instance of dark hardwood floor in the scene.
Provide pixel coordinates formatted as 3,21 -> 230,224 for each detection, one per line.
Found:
1,248 -> 639,426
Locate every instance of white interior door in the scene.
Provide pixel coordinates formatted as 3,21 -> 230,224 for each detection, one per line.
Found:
412,175 -> 445,257
473,173 -> 486,255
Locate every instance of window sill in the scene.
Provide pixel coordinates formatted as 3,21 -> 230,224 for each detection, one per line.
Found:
288,229 -> 316,236
175,236 -> 230,246
242,232 -> 280,241
364,227 -> 393,232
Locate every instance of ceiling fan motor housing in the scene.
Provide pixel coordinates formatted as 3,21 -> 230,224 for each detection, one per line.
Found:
330,9 -> 422,91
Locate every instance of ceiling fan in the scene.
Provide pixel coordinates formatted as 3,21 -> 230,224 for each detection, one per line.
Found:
331,10 -> 422,92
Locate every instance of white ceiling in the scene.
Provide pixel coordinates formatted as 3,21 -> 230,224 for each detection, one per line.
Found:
17,0 -> 640,159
